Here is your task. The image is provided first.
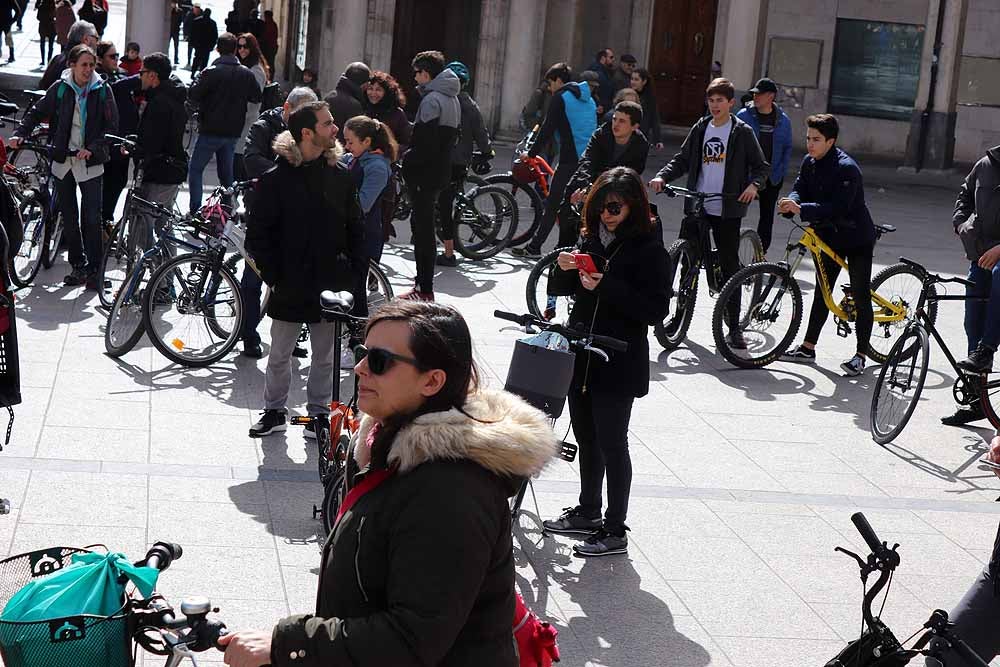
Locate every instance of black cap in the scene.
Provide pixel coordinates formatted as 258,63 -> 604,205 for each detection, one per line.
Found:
749,78 -> 777,94
620,54 -> 637,64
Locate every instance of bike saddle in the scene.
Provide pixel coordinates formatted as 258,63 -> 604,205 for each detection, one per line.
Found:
320,290 -> 354,313
0,101 -> 18,117
875,223 -> 896,234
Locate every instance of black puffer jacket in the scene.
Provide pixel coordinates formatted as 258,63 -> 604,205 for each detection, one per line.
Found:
558,229 -> 670,398
243,106 -> 284,178
188,54 -> 261,138
136,75 -> 188,184
324,76 -> 365,141
270,389 -> 557,667
245,131 -> 366,323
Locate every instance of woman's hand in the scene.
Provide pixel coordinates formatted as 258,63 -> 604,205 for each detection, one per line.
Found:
579,271 -> 603,291
556,251 -> 577,271
988,436 -> 1000,479
219,629 -> 272,667
978,246 -> 1000,270
777,198 -> 800,215
76,148 -> 92,160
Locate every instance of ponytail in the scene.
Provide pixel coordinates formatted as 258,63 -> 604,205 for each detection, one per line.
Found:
345,115 -> 399,162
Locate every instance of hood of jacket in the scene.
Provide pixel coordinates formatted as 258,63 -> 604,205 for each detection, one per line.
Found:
336,75 -> 364,103
60,67 -> 103,91
988,146 -> 1000,170
354,389 -> 558,479
556,81 -> 585,101
419,67 -> 461,99
271,130 -> 343,167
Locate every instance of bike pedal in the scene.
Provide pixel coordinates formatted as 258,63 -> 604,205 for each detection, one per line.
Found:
558,441 -> 577,463
312,504 -> 323,520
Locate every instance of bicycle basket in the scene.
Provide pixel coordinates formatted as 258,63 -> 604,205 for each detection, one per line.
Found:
0,546 -> 135,667
504,339 -> 575,419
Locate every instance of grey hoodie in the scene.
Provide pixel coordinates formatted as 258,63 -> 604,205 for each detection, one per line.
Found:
955,146 -> 1000,261
414,67 -> 461,128
402,68 -> 461,189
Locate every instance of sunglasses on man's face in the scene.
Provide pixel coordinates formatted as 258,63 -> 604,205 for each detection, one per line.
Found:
600,201 -> 624,215
356,345 -> 422,375
107,52 -> 118,59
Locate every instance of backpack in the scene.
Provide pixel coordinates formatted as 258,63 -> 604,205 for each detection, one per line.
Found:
260,81 -> 284,112
513,592 -> 560,667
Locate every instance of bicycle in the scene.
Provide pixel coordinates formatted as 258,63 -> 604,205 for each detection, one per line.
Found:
0,541 -> 231,667
869,257 -> 997,443
643,186 -> 764,350
484,125 -> 549,248
825,511 -> 991,666
493,309 -> 625,519
289,290 -> 367,536
711,213 -> 927,369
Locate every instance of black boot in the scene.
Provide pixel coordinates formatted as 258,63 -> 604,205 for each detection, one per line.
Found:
7,46 -> 14,63
958,343 -> 995,374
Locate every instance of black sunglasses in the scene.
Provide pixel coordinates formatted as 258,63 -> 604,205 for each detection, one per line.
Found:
600,201 -> 624,215
356,345 -> 422,375
107,52 -> 118,58
238,43 -> 249,48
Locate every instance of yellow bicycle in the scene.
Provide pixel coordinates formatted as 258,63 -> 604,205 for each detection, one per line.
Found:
710,216 -> 933,368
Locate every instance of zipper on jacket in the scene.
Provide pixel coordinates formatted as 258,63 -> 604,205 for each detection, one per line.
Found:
354,516 -> 370,603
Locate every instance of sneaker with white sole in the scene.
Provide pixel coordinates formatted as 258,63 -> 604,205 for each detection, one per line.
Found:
840,354 -> 866,377
780,345 -> 816,364
573,526 -> 629,557
249,409 -> 287,437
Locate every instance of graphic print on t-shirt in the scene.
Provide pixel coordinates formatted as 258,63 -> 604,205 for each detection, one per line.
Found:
703,137 -> 726,164
696,118 -> 731,217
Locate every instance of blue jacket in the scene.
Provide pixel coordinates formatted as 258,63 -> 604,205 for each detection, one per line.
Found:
736,103 -> 792,185
789,147 -> 875,252
528,82 -> 597,165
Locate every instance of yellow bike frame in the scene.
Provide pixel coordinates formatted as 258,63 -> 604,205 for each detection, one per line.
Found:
788,227 -> 907,324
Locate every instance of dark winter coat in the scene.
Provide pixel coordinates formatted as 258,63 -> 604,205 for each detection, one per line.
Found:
402,68 -> 461,190
654,113 -> 769,219
363,100 -> 411,154
0,0 -> 20,31
169,5 -> 183,37
636,85 -> 661,145
452,91 -> 491,166
245,131 -> 366,323
558,229 -> 670,398
76,0 -> 106,35
189,13 -> 217,51
269,389 -> 557,667
16,71 -> 118,166
188,54 -> 261,138
243,106 -> 284,178
35,0 -> 55,38
954,147 -> 1000,262
565,122 -> 649,200
324,76 -> 365,142
109,73 -> 139,141
136,75 -> 188,184
586,60 -> 615,113
788,146 -> 876,253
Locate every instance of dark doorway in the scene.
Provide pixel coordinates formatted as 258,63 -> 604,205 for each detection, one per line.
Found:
649,0 -> 718,126
390,0 -> 482,117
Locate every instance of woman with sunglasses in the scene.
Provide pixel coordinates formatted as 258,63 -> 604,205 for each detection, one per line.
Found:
234,32 -> 269,180
542,166 -> 669,557
221,300 -> 557,667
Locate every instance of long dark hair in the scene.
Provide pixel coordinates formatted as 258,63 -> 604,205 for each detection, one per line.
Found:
580,167 -> 655,239
237,32 -> 270,82
344,115 -> 399,162
363,70 -> 406,109
632,67 -> 651,94
364,301 -> 480,469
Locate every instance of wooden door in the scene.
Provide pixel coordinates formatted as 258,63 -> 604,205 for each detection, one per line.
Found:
649,0 -> 718,126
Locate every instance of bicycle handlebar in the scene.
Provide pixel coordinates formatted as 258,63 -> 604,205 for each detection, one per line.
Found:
136,541 -> 183,571
851,512 -> 884,556
662,185 -> 740,200
493,310 -> 628,352
897,256 -> 976,288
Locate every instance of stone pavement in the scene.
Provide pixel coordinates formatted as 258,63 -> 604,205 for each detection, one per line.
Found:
0,141 -> 995,667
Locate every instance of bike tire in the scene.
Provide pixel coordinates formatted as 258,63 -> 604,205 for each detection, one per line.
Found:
525,246 -> 574,320
142,253 -> 244,367
98,218 -> 134,309
453,184 -> 518,260
712,262 -> 803,369
870,324 -> 929,444
868,263 -> 936,364
738,228 -> 765,266
104,262 -> 150,357
41,211 -> 63,269
483,174 -> 544,247
321,467 -> 347,535
978,372 -> 1000,432
9,199 -> 44,287
654,239 -> 699,350
366,260 -> 393,313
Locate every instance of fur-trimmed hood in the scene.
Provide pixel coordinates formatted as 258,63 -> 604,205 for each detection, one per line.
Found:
354,389 -> 558,480
271,129 -> 344,167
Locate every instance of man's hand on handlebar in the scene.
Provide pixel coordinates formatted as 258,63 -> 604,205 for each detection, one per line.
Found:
738,183 -> 759,204
777,197 -> 800,216
218,629 -> 271,667
648,177 -> 664,194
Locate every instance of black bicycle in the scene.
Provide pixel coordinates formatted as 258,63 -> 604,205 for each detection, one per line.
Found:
654,185 -> 764,350
827,512 -> 990,666
869,257 -> 999,443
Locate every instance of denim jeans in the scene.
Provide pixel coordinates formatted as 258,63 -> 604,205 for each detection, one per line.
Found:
240,264 -> 263,347
965,262 -> 1000,353
54,171 -> 103,273
188,134 -> 236,214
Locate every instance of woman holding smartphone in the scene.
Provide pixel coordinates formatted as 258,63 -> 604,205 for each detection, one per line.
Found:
542,166 -> 670,557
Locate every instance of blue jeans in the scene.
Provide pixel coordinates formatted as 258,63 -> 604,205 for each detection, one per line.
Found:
188,134 -> 236,214
54,171 -> 103,273
965,262 -> 1000,353
240,264 -> 262,346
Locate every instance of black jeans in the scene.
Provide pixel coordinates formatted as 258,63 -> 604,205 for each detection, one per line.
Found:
680,214 -> 742,326
55,171 -> 103,273
570,386 -> 635,532
927,565 -> 1000,665
102,155 -> 129,223
528,158 -> 576,253
756,179 -> 783,253
410,182 -> 440,293
39,35 -> 54,64
240,264 -> 262,346
436,164 -> 467,243
803,247 -> 874,355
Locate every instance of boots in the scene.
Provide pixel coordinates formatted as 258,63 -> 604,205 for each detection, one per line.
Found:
7,46 -> 13,63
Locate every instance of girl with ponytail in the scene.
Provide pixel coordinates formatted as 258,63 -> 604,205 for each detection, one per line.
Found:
341,115 -> 399,266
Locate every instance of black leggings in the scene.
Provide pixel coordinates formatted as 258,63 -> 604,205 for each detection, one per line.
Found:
436,163 -> 467,243
680,215 -> 741,326
528,159 -> 576,253
803,248 -> 873,355
410,183 -> 440,293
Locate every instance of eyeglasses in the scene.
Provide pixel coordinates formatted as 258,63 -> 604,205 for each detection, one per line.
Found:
600,201 -> 624,215
237,43 -> 249,49
356,345 -> 422,375
107,52 -> 118,58
413,68 -> 425,75
139,69 -> 151,75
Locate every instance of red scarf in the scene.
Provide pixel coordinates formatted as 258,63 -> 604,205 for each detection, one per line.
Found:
334,423 -> 394,525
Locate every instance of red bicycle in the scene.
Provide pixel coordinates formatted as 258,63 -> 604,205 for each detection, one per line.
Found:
484,124 -> 554,248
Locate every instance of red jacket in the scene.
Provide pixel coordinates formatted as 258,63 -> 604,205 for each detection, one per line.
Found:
120,56 -> 141,76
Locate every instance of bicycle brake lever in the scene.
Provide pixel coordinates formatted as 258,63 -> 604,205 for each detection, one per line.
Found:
834,545 -> 868,569
582,344 -> 609,362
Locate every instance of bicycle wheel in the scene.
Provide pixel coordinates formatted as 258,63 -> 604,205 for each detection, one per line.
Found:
654,239 -> 698,350
453,185 -> 518,260
41,210 -> 63,269
104,261 -> 150,357
712,262 -> 803,369
142,253 -> 244,367
868,263 -> 936,364
484,174 -> 544,247
321,467 -> 347,535
525,246 -> 574,321
8,199 -> 44,287
870,324 -> 930,444
98,218 -> 135,308
979,373 -> 1000,431
738,228 -> 764,267
366,260 -> 393,312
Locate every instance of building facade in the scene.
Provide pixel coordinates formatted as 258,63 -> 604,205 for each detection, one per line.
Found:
130,0 -> 999,167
